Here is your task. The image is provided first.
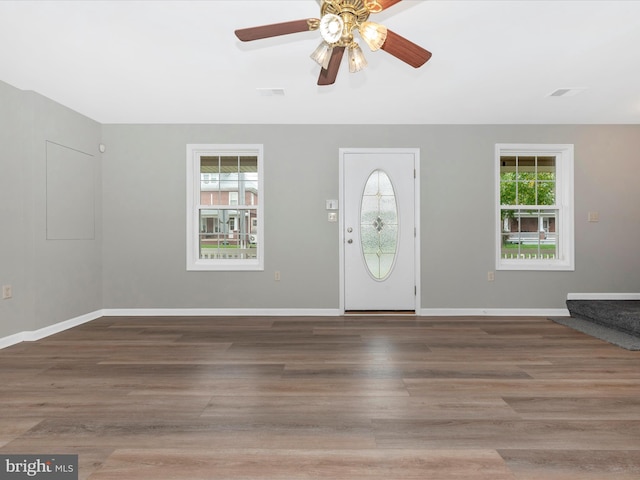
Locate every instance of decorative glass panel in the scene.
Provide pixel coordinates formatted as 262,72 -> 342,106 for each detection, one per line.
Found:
360,170 -> 398,280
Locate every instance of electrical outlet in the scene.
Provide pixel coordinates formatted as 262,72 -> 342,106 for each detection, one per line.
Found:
274,271 -> 281,281
487,271 -> 495,282
2,285 -> 12,299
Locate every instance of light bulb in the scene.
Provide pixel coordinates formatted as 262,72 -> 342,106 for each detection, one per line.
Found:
319,13 -> 344,44
348,42 -> 367,73
359,22 -> 387,51
310,42 -> 333,70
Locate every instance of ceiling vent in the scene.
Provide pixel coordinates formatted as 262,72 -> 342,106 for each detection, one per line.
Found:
257,88 -> 285,97
548,88 -> 587,97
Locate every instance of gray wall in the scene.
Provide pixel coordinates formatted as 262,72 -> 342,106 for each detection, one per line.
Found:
0,81 -> 102,338
2,74 -> 639,341
102,123 -> 640,311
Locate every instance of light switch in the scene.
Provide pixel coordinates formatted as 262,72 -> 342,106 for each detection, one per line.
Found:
588,211 -> 600,222
326,199 -> 338,210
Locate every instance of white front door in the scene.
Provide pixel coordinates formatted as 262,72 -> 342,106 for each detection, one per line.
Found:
340,148 -> 419,312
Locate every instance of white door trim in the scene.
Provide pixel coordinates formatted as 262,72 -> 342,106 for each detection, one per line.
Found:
338,147 -> 421,314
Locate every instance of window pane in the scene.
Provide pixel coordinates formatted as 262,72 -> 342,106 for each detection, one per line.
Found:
515,156 -> 536,179
500,172 -> 516,205
239,177 -> 259,206
201,156 -> 221,175
200,189 -> 221,206
201,156 -> 221,204
517,180 -> 536,205
239,156 -> 258,173
241,182 -> 258,205
220,156 -> 238,170
537,156 -> 556,173
239,156 -> 259,206
517,170 -> 536,182
537,180 -> 556,205
220,174 -> 238,192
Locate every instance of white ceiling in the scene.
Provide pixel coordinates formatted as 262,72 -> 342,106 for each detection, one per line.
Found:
1,0 -> 639,124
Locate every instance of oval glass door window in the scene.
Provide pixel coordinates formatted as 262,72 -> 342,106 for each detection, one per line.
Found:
360,169 -> 398,280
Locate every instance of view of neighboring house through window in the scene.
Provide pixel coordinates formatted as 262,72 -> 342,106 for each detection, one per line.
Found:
186,144 -> 263,271
496,144 -> 574,271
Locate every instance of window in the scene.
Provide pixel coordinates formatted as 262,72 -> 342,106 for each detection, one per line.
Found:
186,144 -> 263,271
496,144 -> 574,271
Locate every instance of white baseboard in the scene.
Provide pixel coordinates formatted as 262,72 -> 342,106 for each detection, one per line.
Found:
420,308 -> 570,317
101,308 -> 342,317
1,306 -> 573,350
0,332 -> 27,350
567,293 -> 640,301
105,308 -> 570,318
0,310 -> 103,350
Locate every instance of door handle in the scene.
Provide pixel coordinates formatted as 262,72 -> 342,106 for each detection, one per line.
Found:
347,239 -> 353,244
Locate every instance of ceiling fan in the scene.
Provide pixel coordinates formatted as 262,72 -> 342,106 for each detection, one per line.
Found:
234,0 -> 432,86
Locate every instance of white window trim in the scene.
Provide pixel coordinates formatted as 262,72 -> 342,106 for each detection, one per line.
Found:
495,143 -> 574,271
186,144 -> 264,271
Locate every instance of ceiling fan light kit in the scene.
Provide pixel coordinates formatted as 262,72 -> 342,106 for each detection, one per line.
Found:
359,21 -> 387,51
347,41 -> 367,72
310,41 -> 334,69
319,13 -> 344,43
235,0 -> 432,85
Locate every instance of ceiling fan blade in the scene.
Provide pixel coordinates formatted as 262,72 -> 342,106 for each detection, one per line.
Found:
318,46 -> 345,86
380,29 -> 432,68
235,19 -> 318,42
370,0 -> 403,11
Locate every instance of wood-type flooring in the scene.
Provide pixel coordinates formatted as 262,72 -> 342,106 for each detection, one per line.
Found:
1,315 -> 640,479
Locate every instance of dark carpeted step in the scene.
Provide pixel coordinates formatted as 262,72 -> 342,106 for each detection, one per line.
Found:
566,299 -> 640,337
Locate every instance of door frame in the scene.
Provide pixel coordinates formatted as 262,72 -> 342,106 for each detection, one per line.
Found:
338,147 -> 421,314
